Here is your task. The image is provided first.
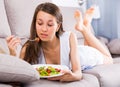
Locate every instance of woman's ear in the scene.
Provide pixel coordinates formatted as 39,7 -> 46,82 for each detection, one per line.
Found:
56,24 -> 61,32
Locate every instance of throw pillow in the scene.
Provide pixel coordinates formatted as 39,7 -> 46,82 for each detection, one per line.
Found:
107,39 -> 120,54
97,36 -> 111,56
0,54 -> 39,83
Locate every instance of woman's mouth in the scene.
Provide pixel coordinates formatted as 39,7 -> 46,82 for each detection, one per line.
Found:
40,33 -> 48,38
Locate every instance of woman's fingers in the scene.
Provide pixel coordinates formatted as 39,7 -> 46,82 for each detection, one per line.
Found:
9,37 -> 20,45
6,36 -> 21,51
6,35 -> 14,43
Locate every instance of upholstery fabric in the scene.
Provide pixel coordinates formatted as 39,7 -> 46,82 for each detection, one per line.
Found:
0,38 -> 9,54
0,0 -> 11,37
83,64 -> 120,87
0,84 -> 12,87
4,0 -> 46,38
25,74 -> 99,87
107,39 -> 120,54
0,54 -> 39,83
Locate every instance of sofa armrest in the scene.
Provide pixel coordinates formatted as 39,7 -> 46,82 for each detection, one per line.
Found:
83,64 -> 120,87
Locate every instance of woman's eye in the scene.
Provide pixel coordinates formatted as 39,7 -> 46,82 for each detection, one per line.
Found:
48,24 -> 53,27
38,23 -> 42,25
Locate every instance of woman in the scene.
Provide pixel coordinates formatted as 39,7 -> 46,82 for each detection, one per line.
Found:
6,2 -> 113,82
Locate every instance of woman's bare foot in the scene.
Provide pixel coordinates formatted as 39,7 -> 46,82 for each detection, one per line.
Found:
84,6 -> 95,26
74,6 -> 95,33
74,10 -> 84,32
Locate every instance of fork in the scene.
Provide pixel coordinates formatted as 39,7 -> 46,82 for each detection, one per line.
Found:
16,36 -> 39,42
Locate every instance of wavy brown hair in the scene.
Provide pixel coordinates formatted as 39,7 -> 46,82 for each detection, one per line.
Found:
23,2 -> 64,64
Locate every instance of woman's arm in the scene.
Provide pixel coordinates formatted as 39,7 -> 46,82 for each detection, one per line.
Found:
68,32 -> 82,81
48,32 -> 82,82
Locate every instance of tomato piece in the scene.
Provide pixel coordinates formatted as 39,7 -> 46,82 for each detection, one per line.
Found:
46,68 -> 51,73
55,68 -> 61,72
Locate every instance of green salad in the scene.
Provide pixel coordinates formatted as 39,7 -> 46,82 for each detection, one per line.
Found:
36,66 -> 61,77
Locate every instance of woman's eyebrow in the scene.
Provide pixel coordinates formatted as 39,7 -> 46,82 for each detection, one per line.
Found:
48,20 -> 53,22
36,19 -> 42,21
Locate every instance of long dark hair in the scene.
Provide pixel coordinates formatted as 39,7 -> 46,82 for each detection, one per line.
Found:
23,2 -> 64,64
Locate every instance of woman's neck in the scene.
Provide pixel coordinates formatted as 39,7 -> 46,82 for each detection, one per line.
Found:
41,36 -> 60,50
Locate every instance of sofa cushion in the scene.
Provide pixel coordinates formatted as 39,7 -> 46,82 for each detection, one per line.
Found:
0,38 -> 10,54
25,73 -> 99,87
0,84 -> 12,87
0,45 -> 6,54
107,39 -> 120,55
97,36 -> 111,56
0,0 -> 11,38
0,54 -> 39,83
97,36 -> 109,45
113,57 -> 120,63
4,0 -> 48,38
83,64 -> 120,87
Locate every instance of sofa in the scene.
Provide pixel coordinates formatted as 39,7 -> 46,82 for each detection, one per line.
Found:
0,0 -> 120,87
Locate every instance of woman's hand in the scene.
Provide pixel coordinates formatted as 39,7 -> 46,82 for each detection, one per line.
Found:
48,69 -> 82,82
6,35 -> 21,56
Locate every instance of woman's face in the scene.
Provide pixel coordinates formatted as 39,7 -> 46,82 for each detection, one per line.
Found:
35,11 -> 60,41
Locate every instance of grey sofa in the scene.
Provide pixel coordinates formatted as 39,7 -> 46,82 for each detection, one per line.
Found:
0,0 -> 120,87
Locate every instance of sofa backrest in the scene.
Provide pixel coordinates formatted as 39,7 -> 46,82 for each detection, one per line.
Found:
0,0 -> 11,38
4,0 -> 50,39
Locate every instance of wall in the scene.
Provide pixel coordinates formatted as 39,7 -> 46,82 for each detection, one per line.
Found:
87,0 -> 120,40
58,2 -> 86,39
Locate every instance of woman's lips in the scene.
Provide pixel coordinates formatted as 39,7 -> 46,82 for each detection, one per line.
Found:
40,33 -> 48,38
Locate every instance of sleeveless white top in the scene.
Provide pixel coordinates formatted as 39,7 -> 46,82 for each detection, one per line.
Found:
38,31 -> 104,70
38,32 -> 71,68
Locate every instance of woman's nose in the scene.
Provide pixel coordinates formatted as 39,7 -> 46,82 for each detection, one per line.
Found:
42,25 -> 48,32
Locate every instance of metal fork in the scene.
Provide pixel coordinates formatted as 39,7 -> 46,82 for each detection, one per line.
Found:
16,36 -> 37,42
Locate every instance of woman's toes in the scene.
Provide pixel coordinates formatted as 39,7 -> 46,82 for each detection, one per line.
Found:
74,10 -> 83,23
84,6 -> 95,25
74,10 -> 83,31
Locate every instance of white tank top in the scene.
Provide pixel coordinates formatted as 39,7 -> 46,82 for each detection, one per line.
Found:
38,31 -> 71,69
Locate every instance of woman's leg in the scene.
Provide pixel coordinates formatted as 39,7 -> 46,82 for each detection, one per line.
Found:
74,8 -> 94,46
74,7 -> 113,64
83,6 -> 96,46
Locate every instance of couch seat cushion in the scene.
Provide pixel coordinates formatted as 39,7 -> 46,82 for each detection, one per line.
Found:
25,73 -> 99,87
83,63 -> 120,87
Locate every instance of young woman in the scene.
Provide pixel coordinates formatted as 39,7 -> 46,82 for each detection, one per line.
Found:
6,2 -> 113,82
